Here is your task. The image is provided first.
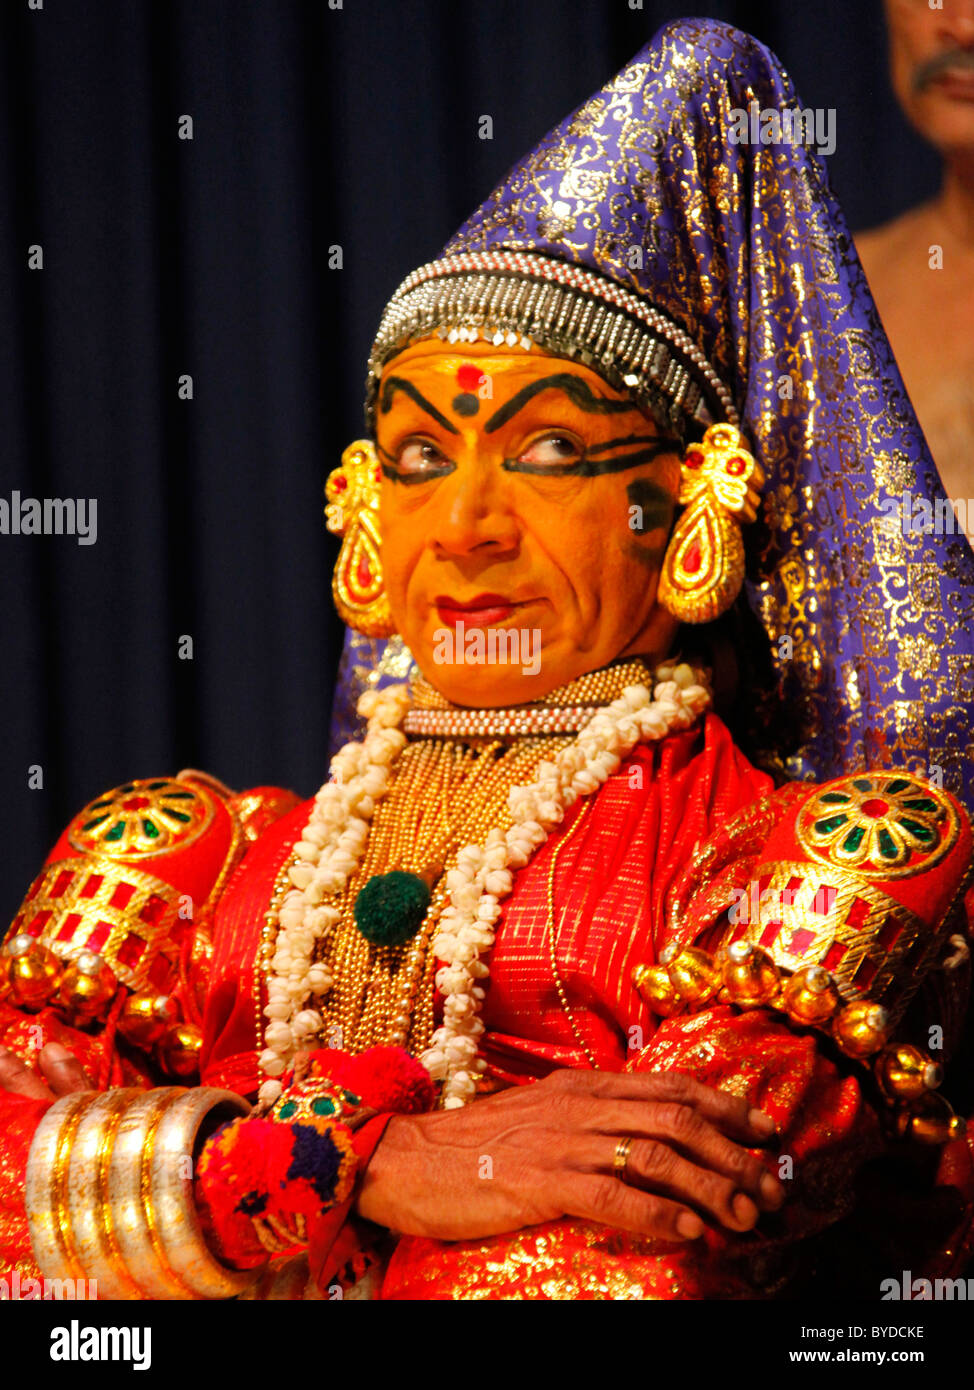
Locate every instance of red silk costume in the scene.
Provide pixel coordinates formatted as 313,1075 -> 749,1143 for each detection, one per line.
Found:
2,715 -> 973,1299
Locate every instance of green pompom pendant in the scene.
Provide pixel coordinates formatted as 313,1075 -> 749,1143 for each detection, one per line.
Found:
353,870 -> 432,947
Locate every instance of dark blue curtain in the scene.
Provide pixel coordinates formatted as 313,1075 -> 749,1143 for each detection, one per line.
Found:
0,0 -> 938,923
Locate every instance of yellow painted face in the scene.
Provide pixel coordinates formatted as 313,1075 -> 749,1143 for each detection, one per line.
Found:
375,337 -> 682,705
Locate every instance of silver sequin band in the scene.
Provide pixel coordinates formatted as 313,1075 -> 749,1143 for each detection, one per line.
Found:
365,249 -> 737,436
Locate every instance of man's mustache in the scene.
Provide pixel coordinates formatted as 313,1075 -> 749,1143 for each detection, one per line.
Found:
913,47 -> 974,92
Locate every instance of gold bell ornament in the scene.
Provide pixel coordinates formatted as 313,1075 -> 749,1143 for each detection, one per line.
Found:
632,963 -> 683,1017
57,951 -> 118,1026
2,934 -> 63,1011
875,1044 -> 943,1103
832,1001 -> 890,1059
896,1091 -> 966,1145
718,940 -> 780,1008
117,991 -> 181,1049
663,946 -> 722,1007
157,1021 -> 203,1078
780,965 -> 842,1027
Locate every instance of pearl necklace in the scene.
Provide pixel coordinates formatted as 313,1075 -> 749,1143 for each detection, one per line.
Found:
258,662 -> 711,1107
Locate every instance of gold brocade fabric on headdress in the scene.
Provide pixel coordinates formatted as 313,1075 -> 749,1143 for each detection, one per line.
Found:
333,19 -> 974,811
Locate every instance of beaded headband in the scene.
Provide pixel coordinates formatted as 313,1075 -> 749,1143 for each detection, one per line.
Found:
365,250 -> 738,438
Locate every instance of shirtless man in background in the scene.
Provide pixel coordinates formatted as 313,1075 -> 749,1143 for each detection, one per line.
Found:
857,0 -> 974,544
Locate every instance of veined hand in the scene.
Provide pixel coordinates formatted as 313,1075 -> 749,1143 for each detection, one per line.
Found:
356,1068 -> 785,1242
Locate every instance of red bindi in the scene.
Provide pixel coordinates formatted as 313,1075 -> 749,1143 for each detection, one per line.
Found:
457,363 -> 485,391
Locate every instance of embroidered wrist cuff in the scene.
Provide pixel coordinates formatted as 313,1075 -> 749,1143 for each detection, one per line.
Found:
196,1045 -> 433,1264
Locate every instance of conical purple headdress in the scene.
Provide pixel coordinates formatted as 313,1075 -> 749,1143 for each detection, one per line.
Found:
337,18 -> 974,809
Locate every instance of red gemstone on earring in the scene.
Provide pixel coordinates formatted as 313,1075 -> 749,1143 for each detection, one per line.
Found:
860,799 -> 890,819
726,456 -> 746,476
685,448 -> 705,469
373,466 -> 382,484
357,554 -> 372,588
333,475 -> 348,492
683,539 -> 703,574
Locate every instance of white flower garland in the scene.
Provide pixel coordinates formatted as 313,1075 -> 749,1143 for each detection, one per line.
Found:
258,663 -> 711,1108
257,683 -> 412,1104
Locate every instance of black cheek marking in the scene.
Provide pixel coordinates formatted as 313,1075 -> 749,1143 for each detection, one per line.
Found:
626,477 -> 675,563
626,478 -> 675,535
624,536 -> 669,569
452,392 -> 480,416
623,489 -> 671,568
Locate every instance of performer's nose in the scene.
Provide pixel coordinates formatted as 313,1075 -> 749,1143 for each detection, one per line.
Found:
431,460 -> 519,559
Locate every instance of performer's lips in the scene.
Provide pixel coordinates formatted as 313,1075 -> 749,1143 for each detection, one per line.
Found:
916,50 -> 974,98
434,593 -> 536,626
933,68 -> 974,100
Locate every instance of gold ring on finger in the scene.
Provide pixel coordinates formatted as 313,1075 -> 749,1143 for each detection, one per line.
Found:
613,1135 -> 634,1184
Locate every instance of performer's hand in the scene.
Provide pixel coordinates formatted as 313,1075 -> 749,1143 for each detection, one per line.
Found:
356,1068 -> 785,1242
0,1042 -> 92,1101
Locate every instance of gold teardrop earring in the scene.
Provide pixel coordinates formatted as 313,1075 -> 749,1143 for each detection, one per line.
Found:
657,425 -> 764,624
324,439 -> 397,638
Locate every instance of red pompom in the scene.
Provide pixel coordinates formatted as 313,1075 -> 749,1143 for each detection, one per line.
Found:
260,1120 -> 302,1192
307,1045 -> 434,1114
196,1110 -> 363,1263
196,1119 -> 273,1266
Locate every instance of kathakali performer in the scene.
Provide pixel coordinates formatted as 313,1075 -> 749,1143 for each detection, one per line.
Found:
2,20 -> 974,1300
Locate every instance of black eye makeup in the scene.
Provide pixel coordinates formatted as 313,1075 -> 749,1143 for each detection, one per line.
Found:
377,437 -> 456,485
376,425 -> 682,485
503,431 -> 682,477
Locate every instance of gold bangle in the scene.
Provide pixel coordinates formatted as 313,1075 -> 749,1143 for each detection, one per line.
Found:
27,1085 -> 259,1299
65,1089 -> 145,1299
25,1090 -> 101,1284
147,1087 -> 257,1299
108,1088 -> 196,1298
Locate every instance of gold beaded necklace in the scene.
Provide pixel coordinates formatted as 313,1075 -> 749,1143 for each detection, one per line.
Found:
316,734 -> 573,1056
257,657 -> 660,1061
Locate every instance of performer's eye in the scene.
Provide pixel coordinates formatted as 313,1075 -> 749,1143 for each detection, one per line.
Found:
517,434 -> 583,469
393,438 -> 452,478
